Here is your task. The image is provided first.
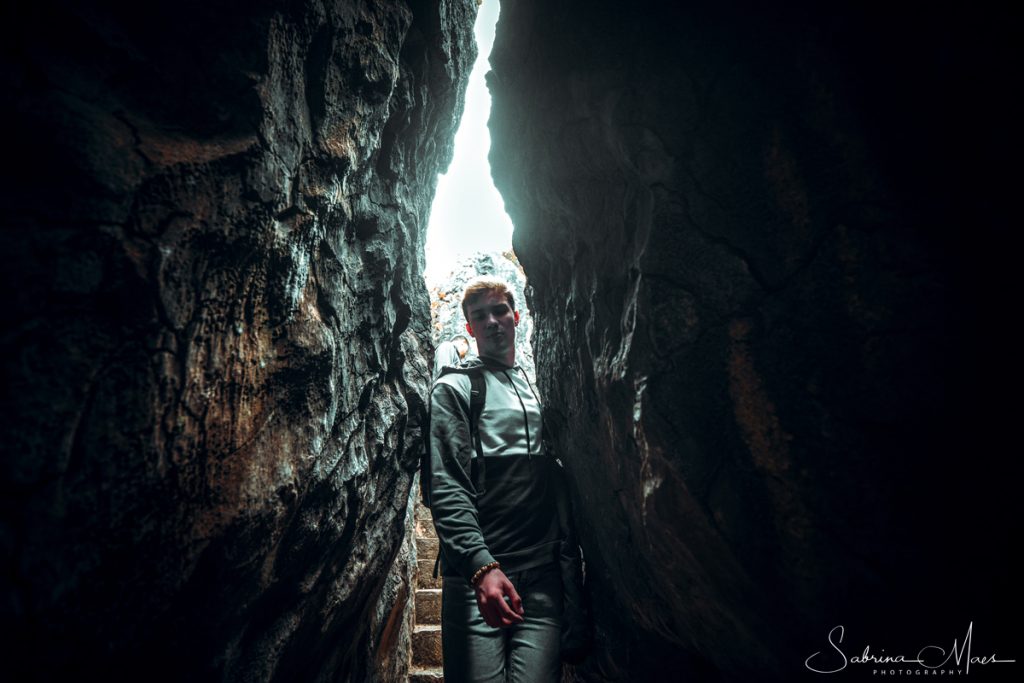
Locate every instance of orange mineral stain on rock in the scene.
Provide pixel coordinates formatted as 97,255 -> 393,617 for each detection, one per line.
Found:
764,128 -> 812,267
135,120 -> 258,167
727,319 -> 791,476
727,318 -> 820,597
835,224 -> 888,327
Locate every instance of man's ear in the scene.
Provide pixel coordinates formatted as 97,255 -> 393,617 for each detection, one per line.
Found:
465,321 -> 475,337
514,310 -> 520,325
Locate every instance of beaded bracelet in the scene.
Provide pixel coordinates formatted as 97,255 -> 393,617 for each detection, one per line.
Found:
471,560 -> 501,586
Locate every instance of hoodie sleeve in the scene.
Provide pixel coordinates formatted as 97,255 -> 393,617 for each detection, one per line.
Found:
429,379 -> 497,584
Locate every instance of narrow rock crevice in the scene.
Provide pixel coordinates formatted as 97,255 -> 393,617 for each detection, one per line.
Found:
2,1 -> 1019,681
489,0 -> 1019,680
1,1 -> 476,680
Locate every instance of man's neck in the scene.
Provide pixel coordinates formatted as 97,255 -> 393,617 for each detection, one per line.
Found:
479,353 -> 514,368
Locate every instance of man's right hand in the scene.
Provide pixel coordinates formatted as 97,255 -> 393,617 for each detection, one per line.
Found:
474,568 -> 525,628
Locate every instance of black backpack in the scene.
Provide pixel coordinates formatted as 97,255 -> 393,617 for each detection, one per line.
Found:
420,364 -> 488,509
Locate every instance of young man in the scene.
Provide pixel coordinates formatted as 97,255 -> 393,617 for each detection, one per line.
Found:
428,277 -> 564,682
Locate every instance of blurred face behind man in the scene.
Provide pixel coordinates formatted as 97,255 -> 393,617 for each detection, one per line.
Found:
464,290 -> 519,366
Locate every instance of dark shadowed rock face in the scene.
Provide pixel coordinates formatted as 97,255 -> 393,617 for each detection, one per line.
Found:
489,1 -> 1019,680
0,0 -> 476,680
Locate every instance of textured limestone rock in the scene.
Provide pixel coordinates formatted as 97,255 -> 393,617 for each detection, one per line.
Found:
489,1 -> 1019,680
0,0 -> 476,680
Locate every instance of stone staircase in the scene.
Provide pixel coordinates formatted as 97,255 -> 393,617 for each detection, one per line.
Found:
409,497 -> 444,682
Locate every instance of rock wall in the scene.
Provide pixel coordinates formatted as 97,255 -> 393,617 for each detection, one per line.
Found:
0,0 -> 476,680
489,1 -> 1019,680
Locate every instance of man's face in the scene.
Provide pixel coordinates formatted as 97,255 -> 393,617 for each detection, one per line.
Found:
454,338 -> 470,358
465,291 -> 519,361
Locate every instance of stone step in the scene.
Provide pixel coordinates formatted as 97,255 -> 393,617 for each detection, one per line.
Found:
408,666 -> 444,683
416,559 -> 442,589
415,588 -> 441,625
411,624 -> 442,668
415,504 -> 431,520
416,535 -> 438,559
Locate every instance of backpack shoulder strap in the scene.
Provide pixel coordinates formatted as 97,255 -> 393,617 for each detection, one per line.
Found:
420,365 -> 489,508
467,369 -> 487,496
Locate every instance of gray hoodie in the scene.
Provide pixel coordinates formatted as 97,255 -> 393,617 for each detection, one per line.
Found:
428,356 -> 561,583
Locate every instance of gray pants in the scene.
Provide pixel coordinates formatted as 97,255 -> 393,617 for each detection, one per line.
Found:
441,563 -> 563,683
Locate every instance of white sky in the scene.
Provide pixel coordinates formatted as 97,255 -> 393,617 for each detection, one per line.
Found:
424,0 -> 512,285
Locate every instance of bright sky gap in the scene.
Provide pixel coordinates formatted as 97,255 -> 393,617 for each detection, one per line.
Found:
424,0 -> 512,287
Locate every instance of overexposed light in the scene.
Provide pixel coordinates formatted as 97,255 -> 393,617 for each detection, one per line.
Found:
424,0 -> 511,286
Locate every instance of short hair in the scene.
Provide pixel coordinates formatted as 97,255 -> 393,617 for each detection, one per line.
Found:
461,277 -> 515,322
